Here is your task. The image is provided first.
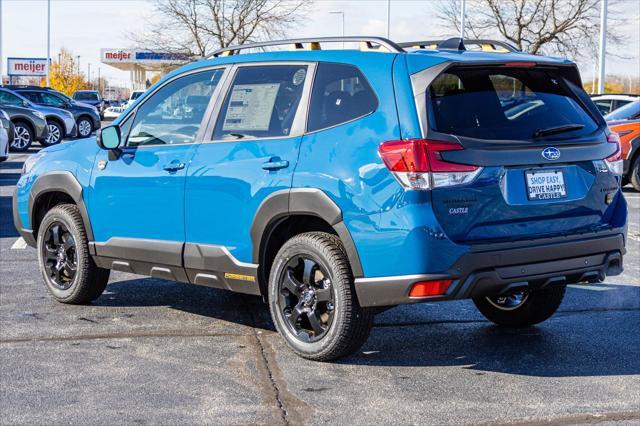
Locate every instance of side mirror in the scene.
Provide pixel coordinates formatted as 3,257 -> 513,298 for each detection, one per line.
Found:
97,125 -> 121,150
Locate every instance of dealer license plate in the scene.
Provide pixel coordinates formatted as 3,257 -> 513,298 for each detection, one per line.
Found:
525,169 -> 567,200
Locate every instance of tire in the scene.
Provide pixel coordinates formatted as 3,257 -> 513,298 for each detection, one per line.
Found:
37,204 -> 110,304
76,117 -> 93,138
10,121 -> 33,152
268,232 -> 374,361
630,155 -> 640,192
473,285 -> 566,327
42,120 -> 63,146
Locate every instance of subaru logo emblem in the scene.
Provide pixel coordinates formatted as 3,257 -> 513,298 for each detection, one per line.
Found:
542,147 -> 561,161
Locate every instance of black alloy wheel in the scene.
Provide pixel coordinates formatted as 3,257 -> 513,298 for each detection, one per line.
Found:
278,255 -> 335,343
41,221 -> 77,290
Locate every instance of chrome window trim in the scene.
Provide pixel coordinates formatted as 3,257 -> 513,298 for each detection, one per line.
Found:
410,61 -> 450,138
202,61 -> 317,144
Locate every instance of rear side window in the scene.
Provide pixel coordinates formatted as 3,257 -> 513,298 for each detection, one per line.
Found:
428,67 -> 599,140
307,63 -> 377,132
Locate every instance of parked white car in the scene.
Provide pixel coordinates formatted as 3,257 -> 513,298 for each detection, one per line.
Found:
591,94 -> 639,115
0,127 -> 8,162
103,90 -> 146,120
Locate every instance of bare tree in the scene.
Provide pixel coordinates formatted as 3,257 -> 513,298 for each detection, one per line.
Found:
130,0 -> 310,58
436,0 -> 626,59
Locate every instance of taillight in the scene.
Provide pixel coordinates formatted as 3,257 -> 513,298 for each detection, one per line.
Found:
378,139 -> 482,190
605,132 -> 623,176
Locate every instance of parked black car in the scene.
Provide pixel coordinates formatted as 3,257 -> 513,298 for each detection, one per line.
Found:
73,90 -> 105,119
7,86 -> 101,138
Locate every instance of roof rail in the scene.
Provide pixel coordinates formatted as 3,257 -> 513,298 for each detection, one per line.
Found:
399,38 -> 520,53
209,36 -> 406,58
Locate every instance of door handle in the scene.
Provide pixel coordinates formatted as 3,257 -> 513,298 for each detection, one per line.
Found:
163,161 -> 186,172
262,158 -> 289,171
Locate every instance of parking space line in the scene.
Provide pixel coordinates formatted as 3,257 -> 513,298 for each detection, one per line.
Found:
10,238 -> 27,250
567,284 -> 614,291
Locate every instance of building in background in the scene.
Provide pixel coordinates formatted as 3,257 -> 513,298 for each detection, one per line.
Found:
101,49 -> 191,90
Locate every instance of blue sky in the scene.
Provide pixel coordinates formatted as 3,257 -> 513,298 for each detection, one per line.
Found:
1,0 -> 638,88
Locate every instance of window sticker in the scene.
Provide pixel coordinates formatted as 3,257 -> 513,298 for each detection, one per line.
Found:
292,68 -> 306,86
222,83 -> 280,131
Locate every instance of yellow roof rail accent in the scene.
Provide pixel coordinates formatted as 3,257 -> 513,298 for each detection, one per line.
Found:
290,42 -> 321,51
481,43 -> 509,53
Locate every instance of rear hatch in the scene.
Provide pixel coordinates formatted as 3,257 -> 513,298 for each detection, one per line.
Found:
421,63 -> 622,244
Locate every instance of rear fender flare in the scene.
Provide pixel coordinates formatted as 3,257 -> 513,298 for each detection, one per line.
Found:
250,188 -> 363,278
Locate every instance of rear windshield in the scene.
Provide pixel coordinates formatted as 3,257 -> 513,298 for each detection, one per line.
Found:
74,92 -> 99,101
428,67 -> 598,140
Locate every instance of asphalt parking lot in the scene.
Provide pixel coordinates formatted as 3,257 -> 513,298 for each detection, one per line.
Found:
1,145 -> 639,425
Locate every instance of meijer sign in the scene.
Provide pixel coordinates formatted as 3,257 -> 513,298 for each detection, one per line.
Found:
101,49 -> 135,63
8,58 -> 49,76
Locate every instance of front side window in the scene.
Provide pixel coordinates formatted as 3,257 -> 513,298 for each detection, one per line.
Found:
0,90 -> 24,106
126,69 -> 223,147
428,67 -> 599,140
307,63 -> 377,132
213,65 -> 308,140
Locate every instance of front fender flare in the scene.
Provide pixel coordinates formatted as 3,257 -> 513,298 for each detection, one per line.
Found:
28,171 -> 95,242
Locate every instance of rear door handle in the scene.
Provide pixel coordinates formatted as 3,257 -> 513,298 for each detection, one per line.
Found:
262,158 -> 289,171
163,161 -> 186,172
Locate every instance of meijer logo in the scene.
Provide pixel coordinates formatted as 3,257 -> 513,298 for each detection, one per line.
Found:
104,51 -> 132,61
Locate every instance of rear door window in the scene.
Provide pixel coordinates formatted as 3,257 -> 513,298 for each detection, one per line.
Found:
212,65 -> 308,140
428,67 -> 599,140
307,63 -> 377,132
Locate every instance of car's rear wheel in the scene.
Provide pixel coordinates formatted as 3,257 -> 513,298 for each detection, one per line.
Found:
42,120 -> 63,146
10,122 -> 33,152
268,232 -> 374,361
473,285 -> 566,327
76,117 -> 93,138
37,204 -> 110,304
630,154 -> 640,192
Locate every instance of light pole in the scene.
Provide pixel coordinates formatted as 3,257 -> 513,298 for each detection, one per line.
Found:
460,0 -> 466,39
329,11 -> 345,48
386,0 -> 391,39
87,63 -> 91,89
46,0 -> 51,87
0,0 -> 3,83
76,56 -> 80,75
597,0 -> 608,94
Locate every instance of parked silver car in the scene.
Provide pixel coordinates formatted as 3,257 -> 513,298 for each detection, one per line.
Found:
0,110 -> 9,162
0,87 -> 76,146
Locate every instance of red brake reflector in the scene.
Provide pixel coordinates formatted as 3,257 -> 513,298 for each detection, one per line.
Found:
409,280 -> 453,298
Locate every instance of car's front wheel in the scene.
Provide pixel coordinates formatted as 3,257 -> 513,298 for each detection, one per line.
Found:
42,120 -> 63,146
268,232 -> 374,361
76,117 -> 93,138
473,285 -> 566,327
37,204 -> 110,304
11,122 -> 33,152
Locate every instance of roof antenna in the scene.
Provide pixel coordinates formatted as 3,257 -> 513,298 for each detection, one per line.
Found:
438,37 -> 466,51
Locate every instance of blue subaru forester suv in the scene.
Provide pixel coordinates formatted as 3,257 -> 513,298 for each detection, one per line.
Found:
13,37 -> 627,361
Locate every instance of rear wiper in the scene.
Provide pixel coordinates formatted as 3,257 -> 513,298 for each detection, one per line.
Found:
533,124 -> 584,138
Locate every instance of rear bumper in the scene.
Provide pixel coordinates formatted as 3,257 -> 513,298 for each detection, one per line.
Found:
355,230 -> 626,307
